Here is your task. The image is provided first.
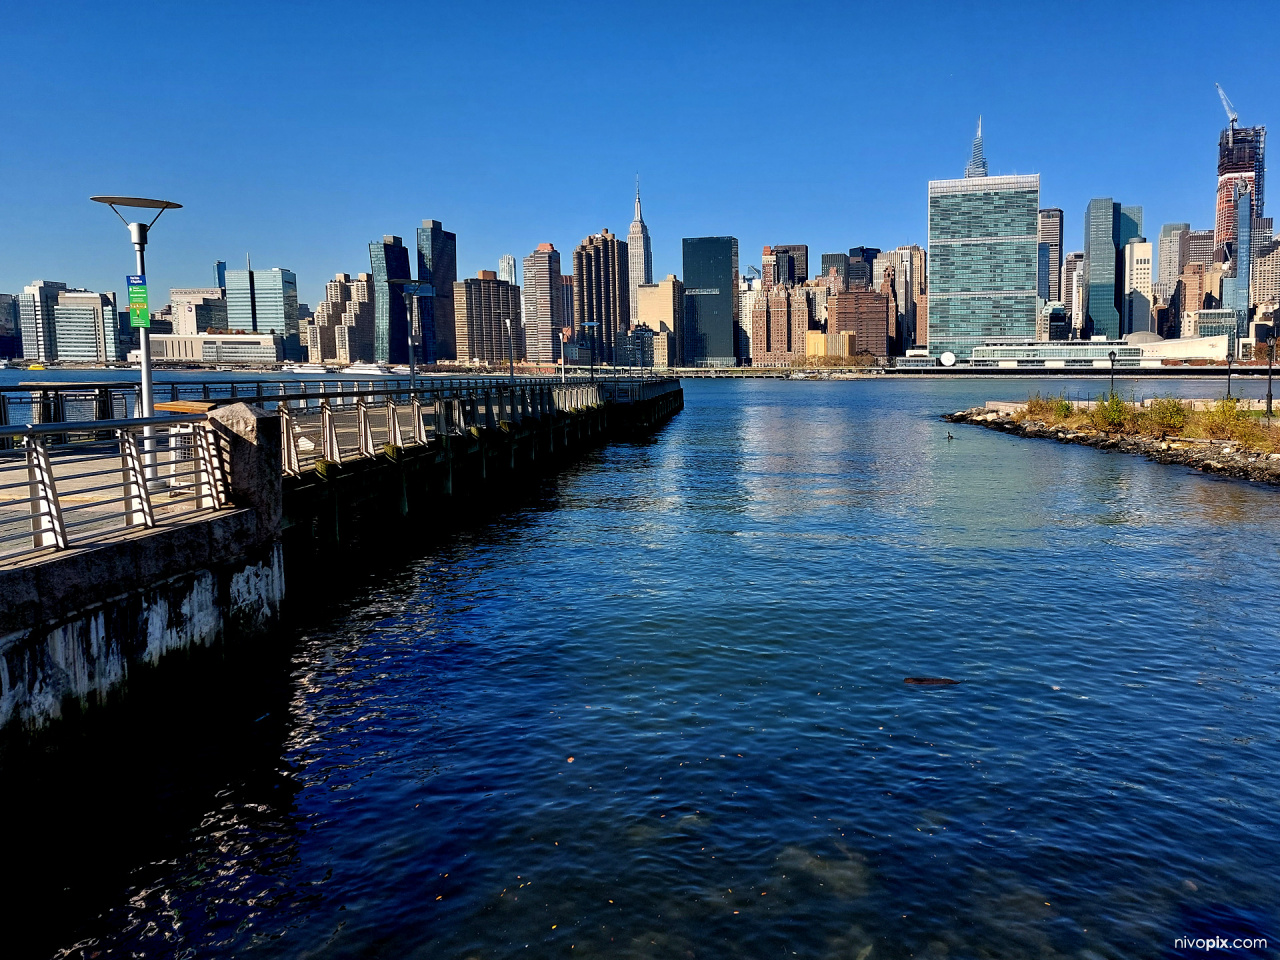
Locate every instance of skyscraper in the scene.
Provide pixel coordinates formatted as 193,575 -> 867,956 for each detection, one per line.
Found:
1062,252 -> 1085,330
0,293 -> 19,358
1223,184 -> 1254,338
417,220 -> 458,362
682,236 -> 740,367
820,253 -> 851,287
964,117 -> 988,178
1187,230 -> 1215,269
224,264 -> 300,357
522,243 -> 563,363
454,271 -> 522,365
1123,239 -> 1154,335
636,275 -> 683,367
572,230 -> 629,365
927,171 -> 1039,360
369,235 -> 412,364
1215,122 -> 1266,252
498,254 -> 518,286
771,244 -> 809,284
18,280 -> 66,362
1156,223 -> 1191,303
1037,208 -> 1064,301
1082,199 -> 1143,341
627,181 -> 653,324
306,273 -> 374,363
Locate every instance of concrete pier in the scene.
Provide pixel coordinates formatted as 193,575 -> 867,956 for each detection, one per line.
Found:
0,377 -> 683,738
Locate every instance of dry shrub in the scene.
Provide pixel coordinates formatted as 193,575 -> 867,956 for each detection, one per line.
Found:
1139,396 -> 1190,436
1089,393 -> 1137,432
1024,393 -> 1073,422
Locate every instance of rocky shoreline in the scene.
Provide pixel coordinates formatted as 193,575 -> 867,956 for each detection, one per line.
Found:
944,406 -> 1280,486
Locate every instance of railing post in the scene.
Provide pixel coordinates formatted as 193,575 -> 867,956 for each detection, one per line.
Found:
387,398 -> 404,448
485,390 -> 498,430
357,399 -> 376,457
412,397 -> 427,444
119,428 -> 157,528
27,434 -> 68,550
279,405 -> 301,477
0,395 -> 8,451
322,400 -> 342,464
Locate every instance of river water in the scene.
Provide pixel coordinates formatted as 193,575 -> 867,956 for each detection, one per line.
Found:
10,377 -> 1280,959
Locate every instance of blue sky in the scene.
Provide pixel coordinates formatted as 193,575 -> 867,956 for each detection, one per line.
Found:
3,0 -> 1277,307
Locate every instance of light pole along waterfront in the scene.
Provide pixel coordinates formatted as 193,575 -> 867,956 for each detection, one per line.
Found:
91,195 -> 181,487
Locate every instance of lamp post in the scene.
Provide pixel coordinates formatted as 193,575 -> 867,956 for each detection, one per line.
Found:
502,316 -> 516,387
1267,335 -> 1276,420
585,320 -> 598,383
1107,349 -> 1117,398
388,279 -> 429,394
91,195 -> 181,487
1226,347 -> 1234,399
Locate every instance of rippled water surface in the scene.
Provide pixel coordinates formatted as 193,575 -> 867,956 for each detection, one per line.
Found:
16,378 -> 1280,959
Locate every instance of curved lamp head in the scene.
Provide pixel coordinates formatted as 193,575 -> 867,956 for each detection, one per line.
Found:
1108,350 -> 1117,363
91,195 -> 182,231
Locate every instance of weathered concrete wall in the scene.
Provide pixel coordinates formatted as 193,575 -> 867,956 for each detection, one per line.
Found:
0,403 -> 285,737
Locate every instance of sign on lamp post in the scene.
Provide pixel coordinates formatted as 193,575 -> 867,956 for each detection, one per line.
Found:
127,275 -> 149,328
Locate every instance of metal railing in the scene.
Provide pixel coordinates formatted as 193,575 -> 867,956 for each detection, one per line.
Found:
0,414 -> 225,563
0,376 -> 674,562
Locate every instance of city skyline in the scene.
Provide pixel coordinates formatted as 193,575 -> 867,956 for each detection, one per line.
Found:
3,1 -> 1276,310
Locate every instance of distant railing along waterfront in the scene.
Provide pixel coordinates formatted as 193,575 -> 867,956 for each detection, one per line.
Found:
0,376 -> 676,562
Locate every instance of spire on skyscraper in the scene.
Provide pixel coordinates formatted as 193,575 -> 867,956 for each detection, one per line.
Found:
634,175 -> 643,222
965,116 -> 988,178
627,176 -> 654,324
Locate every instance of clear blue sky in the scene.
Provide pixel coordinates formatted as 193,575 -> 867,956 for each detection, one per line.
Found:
4,0 -> 1276,308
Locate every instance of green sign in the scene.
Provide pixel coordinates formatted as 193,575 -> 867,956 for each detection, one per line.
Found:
127,274 -> 149,328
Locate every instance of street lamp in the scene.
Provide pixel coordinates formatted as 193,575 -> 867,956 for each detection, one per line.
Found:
388,279 -> 429,394
1267,335 -> 1276,420
584,320 -> 599,383
91,195 -> 181,487
1107,349 -> 1117,398
502,316 -> 516,387
1226,346 -> 1234,399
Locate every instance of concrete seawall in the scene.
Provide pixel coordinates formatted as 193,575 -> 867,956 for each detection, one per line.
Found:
0,380 -> 683,739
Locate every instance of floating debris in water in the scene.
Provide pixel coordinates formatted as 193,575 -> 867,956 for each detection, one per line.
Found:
904,677 -> 960,685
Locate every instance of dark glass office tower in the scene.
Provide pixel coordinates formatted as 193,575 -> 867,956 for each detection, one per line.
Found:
370,235 -> 412,364
1082,199 -> 1143,340
682,237 -> 740,367
417,220 -> 458,362
772,244 -> 808,283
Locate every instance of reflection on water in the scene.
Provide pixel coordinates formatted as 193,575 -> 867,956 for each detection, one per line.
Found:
8,377 -> 1280,960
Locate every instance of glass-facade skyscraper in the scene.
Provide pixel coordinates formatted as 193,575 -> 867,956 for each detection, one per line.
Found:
370,236 -> 412,365
1082,199 -> 1143,341
926,175 -> 1039,360
225,266 -> 301,359
681,236 -> 740,367
417,220 -> 457,363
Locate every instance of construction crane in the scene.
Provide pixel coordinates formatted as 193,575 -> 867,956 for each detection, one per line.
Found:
1216,82 -> 1238,145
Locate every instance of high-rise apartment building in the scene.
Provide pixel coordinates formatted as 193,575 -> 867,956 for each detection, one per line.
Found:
828,289 -> 891,358
1215,123 -> 1266,252
454,271 -> 522,365
1082,199 -> 1143,340
750,283 -> 809,366
572,230 -> 629,365
52,290 -> 119,362
417,220 -> 458,363
1155,223 -> 1191,303
522,243 -> 563,363
1037,208 -> 1064,301
498,254 -> 518,286
369,236 -> 412,364
627,183 -> 653,324
18,280 -> 66,362
636,274 -> 683,368
305,273 -> 374,363
927,171 -> 1040,359
682,236 -> 739,367
1123,239 -> 1154,335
